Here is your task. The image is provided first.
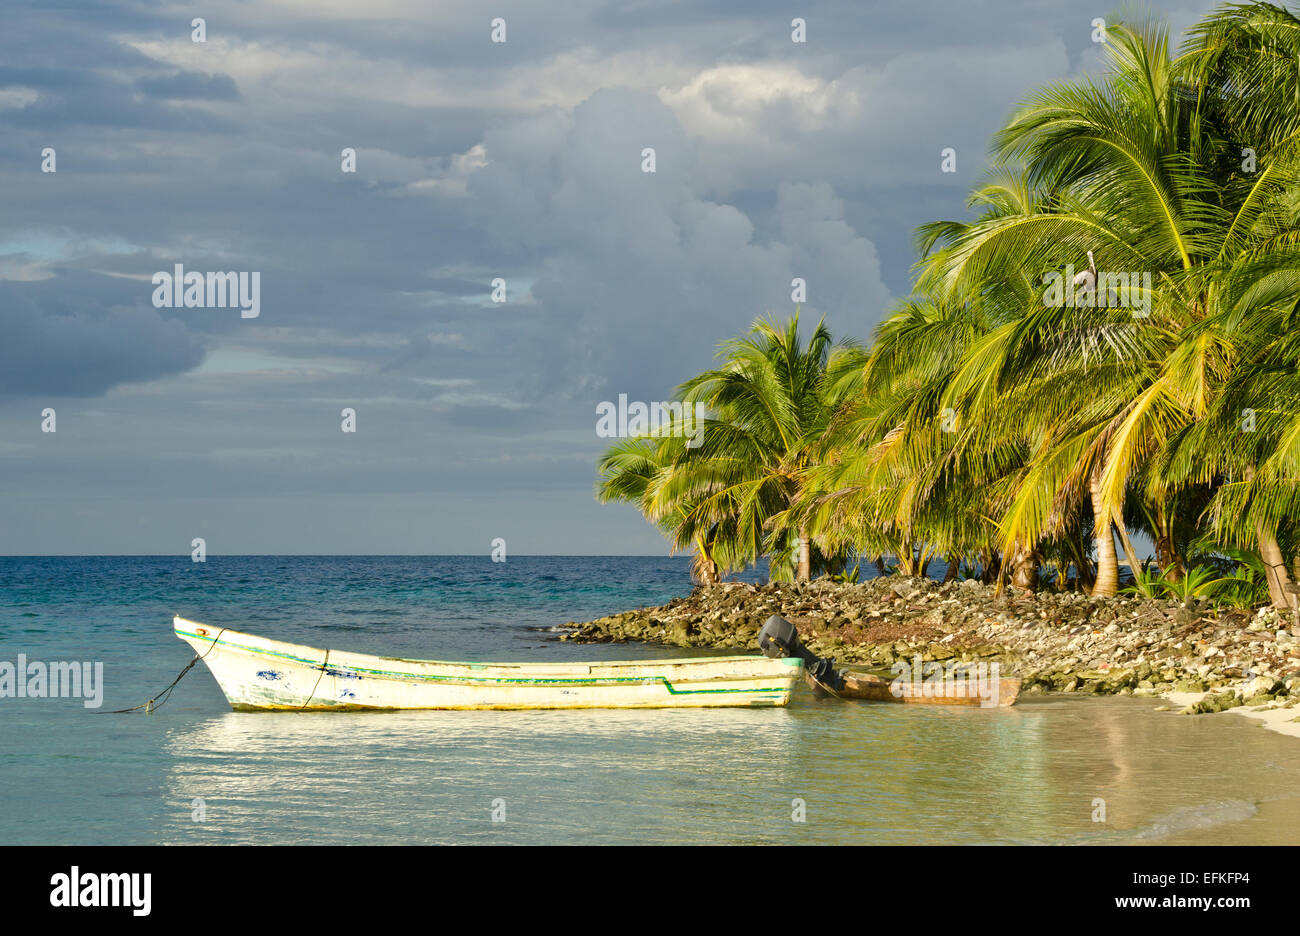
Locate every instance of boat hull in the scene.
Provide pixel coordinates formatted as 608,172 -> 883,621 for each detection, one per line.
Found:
810,671 -> 1021,706
174,616 -> 802,711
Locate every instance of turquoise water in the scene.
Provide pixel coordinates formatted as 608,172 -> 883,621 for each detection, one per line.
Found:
2,556 -> 1298,845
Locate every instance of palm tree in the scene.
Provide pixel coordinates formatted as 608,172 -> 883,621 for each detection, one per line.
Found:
917,16 -> 1300,597
669,312 -> 862,581
596,433 -> 729,584
801,293 -> 1010,582
1154,249 -> 1300,608
597,312 -> 861,583
595,4 -> 1300,610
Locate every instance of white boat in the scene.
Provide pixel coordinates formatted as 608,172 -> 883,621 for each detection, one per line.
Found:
174,616 -> 803,711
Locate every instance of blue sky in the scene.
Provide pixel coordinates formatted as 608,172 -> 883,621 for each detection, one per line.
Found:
0,0 -> 1219,554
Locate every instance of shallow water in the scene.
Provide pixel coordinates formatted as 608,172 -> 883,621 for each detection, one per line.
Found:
2,556 -> 1297,845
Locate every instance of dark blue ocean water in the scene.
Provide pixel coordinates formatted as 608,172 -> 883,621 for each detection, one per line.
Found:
2,555 -> 1298,845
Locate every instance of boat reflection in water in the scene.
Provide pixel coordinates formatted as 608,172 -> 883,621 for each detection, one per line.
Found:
154,694 -> 1300,845
158,706 -> 805,845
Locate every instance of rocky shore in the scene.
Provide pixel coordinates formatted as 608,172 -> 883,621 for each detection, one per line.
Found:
561,577 -> 1300,723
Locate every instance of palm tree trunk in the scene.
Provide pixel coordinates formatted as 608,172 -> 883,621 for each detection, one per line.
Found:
1242,466 -> 1295,610
1154,502 -> 1183,582
1077,557 -> 1095,592
1074,510 -> 1097,592
981,550 -> 1002,585
1010,541 -> 1039,591
1112,508 -> 1142,586
1090,466 -> 1119,597
1155,531 -> 1181,581
694,537 -> 719,586
1256,520 -> 1296,610
796,529 -> 811,582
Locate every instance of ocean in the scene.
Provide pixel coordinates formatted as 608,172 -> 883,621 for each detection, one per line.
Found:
2,555 -> 1298,845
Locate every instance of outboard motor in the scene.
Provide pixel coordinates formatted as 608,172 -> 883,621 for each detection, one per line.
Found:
758,615 -> 844,691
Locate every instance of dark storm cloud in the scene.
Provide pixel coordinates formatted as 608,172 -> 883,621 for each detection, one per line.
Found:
0,275 -> 204,397
0,0 -> 1226,552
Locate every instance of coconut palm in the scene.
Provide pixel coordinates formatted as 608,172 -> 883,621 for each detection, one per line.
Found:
801,293 -> 1013,582
917,15 -> 1300,597
1153,249 -> 1300,607
596,433 -> 734,584
598,312 -> 862,583
595,4 -> 1300,609
667,312 -> 863,581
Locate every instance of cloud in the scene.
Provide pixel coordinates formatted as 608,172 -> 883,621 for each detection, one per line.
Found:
134,70 -> 241,101
0,0 -> 1228,552
466,87 -> 891,399
658,43 -> 1073,193
0,276 -> 203,397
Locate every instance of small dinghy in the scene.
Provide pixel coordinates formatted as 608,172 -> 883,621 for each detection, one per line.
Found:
757,615 -> 1020,707
826,669 -> 1021,706
174,616 -> 803,711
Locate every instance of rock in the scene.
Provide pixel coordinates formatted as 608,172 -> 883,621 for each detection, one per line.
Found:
1246,675 -> 1280,696
560,581 -> 1295,702
1195,691 -> 1243,714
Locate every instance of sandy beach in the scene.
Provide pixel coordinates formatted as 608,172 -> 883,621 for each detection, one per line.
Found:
1164,691 -> 1300,739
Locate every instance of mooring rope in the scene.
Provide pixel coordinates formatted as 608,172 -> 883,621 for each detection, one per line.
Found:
102,627 -> 228,714
297,649 -> 330,711
807,670 -> 845,700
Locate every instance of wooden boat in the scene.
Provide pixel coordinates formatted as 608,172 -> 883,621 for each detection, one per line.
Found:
808,669 -> 1021,707
174,616 -> 803,711
757,614 -> 1020,708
